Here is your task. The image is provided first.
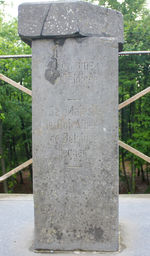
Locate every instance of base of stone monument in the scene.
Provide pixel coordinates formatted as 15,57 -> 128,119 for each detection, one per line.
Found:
0,194 -> 149,256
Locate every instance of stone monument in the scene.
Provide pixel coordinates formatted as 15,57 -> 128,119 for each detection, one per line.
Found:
18,1 -> 123,252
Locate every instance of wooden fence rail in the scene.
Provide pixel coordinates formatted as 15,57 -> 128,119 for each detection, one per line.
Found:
0,74 -> 32,96
118,86 -> 150,110
119,141 -> 150,163
0,159 -> 33,182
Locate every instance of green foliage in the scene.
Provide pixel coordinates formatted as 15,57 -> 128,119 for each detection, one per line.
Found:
0,16 -> 32,192
0,105 -> 5,120
90,0 -> 150,193
97,0 -> 150,193
144,186 -> 150,194
0,0 -> 150,193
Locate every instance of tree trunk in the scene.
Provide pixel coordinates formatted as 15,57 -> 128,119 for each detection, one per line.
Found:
146,163 -> 149,185
121,150 -> 130,192
120,90 -> 130,192
131,157 -> 136,193
0,119 -> 8,193
20,116 -> 32,182
12,136 -> 24,184
141,165 -> 145,182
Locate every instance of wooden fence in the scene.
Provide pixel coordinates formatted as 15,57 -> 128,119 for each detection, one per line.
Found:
0,51 -> 150,182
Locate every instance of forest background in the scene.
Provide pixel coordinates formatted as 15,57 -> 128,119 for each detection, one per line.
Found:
0,0 -> 150,193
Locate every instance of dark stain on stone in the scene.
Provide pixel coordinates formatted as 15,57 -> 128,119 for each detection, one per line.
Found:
54,38 -> 66,46
54,227 -> 63,240
75,37 -> 87,43
73,229 -> 76,236
45,57 -> 60,84
56,231 -> 63,240
87,226 -> 104,241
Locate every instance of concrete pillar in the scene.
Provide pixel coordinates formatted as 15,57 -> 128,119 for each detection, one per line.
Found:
18,1 -> 123,252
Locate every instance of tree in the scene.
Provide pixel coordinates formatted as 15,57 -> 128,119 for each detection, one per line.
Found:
0,15 -> 32,192
0,0 -> 150,193
93,0 -> 150,193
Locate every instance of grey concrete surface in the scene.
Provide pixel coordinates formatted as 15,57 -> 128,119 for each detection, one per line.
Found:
0,194 -> 150,256
18,1 -> 123,46
32,37 -> 119,251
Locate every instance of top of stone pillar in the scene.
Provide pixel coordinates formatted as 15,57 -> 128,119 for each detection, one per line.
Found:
18,1 -> 123,46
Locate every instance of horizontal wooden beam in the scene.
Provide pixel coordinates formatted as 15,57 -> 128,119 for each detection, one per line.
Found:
0,73 -> 32,96
119,140 -> 150,163
0,159 -> 33,182
118,86 -> 150,110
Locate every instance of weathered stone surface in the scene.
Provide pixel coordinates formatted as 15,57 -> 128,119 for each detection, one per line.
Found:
18,0 -> 123,251
32,37 -> 119,251
18,1 -> 123,45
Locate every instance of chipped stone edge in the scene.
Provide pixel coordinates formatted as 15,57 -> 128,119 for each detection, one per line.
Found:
18,1 -> 124,47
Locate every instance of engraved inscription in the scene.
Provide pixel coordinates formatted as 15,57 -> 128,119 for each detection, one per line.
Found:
58,61 -> 101,86
44,58 -> 103,165
44,118 -> 99,130
48,132 -> 90,144
47,104 -> 102,117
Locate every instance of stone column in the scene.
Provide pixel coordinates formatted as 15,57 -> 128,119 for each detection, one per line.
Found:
18,1 -> 123,252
